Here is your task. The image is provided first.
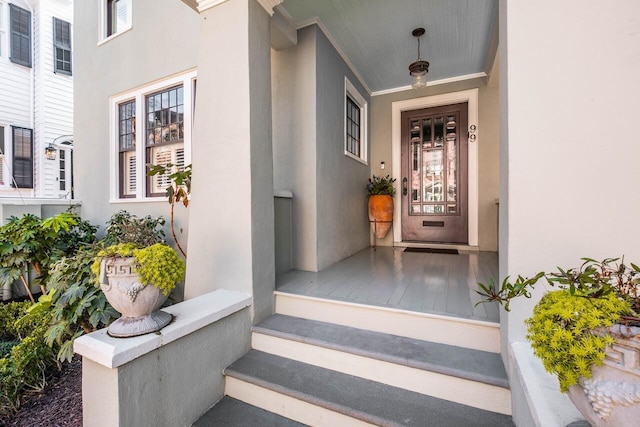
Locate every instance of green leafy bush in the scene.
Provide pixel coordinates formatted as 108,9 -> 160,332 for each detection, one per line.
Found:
0,301 -> 56,417
42,245 -> 119,362
103,210 -> 165,248
526,290 -> 629,392
366,175 -> 396,196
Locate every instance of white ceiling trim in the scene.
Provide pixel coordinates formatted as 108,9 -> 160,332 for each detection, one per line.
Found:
296,17 -> 372,96
371,72 -> 487,97
256,0 -> 283,16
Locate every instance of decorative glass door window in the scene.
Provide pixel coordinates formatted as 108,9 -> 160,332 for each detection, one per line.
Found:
409,112 -> 459,216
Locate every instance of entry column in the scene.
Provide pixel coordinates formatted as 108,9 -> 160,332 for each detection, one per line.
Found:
185,0 -> 277,323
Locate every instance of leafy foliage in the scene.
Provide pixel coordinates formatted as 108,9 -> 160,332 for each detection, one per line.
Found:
103,210 -> 165,248
0,301 -> 56,417
0,209 -> 95,302
41,245 -> 119,362
366,175 -> 397,196
525,290 -> 629,392
476,257 -> 640,317
146,163 -> 191,258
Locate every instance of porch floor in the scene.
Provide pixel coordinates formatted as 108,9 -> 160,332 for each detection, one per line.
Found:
276,247 -> 501,323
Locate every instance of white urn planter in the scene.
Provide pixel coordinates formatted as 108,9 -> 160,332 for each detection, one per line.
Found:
567,325 -> 640,427
100,257 -> 172,338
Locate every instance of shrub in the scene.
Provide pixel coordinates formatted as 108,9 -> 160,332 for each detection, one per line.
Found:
0,301 -> 56,417
103,210 -> 165,248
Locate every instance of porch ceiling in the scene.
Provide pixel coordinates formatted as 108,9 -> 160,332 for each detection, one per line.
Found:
279,0 -> 498,93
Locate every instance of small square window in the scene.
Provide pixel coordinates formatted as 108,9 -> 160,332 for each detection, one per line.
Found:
103,0 -> 131,40
344,78 -> 368,164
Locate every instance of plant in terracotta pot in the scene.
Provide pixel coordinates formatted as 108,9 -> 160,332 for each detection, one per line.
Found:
477,257 -> 640,427
366,175 -> 396,239
91,211 -> 185,337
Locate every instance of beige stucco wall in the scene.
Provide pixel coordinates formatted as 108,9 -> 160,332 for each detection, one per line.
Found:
370,77 -> 499,251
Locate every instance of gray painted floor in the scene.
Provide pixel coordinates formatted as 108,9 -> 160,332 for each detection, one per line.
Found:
276,247 -> 500,323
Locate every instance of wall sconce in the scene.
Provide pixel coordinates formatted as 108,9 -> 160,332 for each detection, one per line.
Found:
409,27 -> 429,89
44,144 -> 57,160
380,161 -> 385,170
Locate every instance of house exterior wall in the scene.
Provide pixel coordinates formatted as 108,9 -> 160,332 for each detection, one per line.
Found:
74,0 -> 198,283
500,0 -> 640,424
370,77 -> 500,251
0,0 -> 72,198
272,24 -> 371,272
272,26 -> 318,271
315,27 -> 370,270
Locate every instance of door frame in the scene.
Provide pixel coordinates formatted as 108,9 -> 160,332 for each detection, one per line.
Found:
392,88 -> 479,246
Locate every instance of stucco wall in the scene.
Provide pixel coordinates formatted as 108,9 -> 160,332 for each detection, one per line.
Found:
315,28 -> 370,270
272,25 -> 371,272
73,0 -> 198,261
82,309 -> 251,427
370,78 -> 500,251
272,26 -> 318,271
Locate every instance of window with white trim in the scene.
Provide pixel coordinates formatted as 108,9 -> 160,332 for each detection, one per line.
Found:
111,71 -> 195,201
102,0 -> 131,41
344,78 -> 367,164
53,17 -> 71,74
9,3 -> 31,67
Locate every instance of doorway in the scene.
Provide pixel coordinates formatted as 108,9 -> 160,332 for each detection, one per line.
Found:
391,89 -> 479,246
401,103 -> 468,243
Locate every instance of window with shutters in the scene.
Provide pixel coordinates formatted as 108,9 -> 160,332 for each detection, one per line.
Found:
344,78 -> 368,164
12,126 -> 33,188
102,0 -> 131,41
53,17 -> 71,74
9,4 -> 31,67
111,70 -> 195,201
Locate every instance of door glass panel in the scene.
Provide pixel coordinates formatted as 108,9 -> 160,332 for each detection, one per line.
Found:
423,149 -> 443,202
434,116 -> 444,147
423,205 -> 444,214
422,118 -> 432,148
412,204 -> 421,213
447,137 -> 457,203
447,205 -> 457,214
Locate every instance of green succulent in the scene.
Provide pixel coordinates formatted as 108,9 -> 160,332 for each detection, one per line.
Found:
525,290 -> 630,392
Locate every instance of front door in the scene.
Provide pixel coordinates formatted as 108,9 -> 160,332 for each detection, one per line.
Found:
401,103 -> 468,243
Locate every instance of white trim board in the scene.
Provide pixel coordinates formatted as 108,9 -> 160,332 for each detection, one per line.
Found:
371,72 -> 487,97
391,89 -> 479,247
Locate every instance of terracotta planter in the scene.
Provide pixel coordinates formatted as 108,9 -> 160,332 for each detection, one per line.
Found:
100,257 -> 172,338
368,195 -> 393,239
567,324 -> 640,427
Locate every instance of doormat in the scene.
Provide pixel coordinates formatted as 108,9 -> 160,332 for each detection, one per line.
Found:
403,247 -> 459,255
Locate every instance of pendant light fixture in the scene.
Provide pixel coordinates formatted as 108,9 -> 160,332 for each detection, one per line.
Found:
409,27 -> 429,89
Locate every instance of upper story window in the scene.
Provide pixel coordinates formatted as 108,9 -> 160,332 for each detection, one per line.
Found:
344,78 -> 368,164
111,70 -> 196,201
9,3 -> 31,67
53,17 -> 71,74
104,0 -> 131,41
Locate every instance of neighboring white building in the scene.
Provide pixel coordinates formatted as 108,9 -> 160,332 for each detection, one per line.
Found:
0,0 -> 73,199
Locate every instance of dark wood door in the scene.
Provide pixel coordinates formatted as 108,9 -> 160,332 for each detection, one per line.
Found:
401,103 -> 468,243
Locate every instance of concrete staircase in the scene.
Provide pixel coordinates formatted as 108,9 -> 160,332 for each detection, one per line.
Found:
194,292 -> 513,426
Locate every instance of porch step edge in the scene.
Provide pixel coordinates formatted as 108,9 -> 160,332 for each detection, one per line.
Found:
192,396 -> 305,426
224,350 -> 514,427
274,291 -> 501,353
253,314 -> 509,389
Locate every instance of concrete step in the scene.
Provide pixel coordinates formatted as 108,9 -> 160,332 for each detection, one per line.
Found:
224,350 -> 514,427
274,291 -> 501,353
252,314 -> 511,415
192,396 -> 305,426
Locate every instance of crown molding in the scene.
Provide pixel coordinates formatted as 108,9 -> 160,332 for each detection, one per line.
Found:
371,72 -> 487,97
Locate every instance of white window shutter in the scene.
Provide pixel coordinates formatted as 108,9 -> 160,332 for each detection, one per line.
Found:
122,152 -> 136,196
0,156 -> 4,185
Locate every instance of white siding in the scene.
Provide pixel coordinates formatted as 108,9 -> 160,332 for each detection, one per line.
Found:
0,0 -> 73,198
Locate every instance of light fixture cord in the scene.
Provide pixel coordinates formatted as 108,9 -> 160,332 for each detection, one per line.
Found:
416,36 -> 422,60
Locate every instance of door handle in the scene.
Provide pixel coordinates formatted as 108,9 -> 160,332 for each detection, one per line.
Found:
403,177 -> 408,196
